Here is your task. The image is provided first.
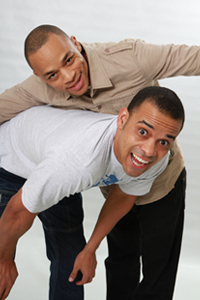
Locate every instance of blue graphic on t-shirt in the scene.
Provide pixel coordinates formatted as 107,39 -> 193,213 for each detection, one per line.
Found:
93,174 -> 119,187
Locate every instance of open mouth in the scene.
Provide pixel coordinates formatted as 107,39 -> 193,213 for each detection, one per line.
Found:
131,153 -> 150,167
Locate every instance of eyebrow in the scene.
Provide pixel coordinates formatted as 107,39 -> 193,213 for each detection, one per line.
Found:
43,51 -> 71,78
138,120 -> 154,129
138,120 -> 176,140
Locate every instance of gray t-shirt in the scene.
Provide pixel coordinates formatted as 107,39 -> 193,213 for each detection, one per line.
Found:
0,106 -> 169,213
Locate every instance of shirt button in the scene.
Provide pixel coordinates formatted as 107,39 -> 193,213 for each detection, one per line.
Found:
105,48 -> 110,53
97,105 -> 102,110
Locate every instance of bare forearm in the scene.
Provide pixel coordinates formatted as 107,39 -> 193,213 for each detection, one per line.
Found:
0,189 -> 37,299
0,214 -> 21,259
85,185 -> 137,252
0,189 -> 37,259
69,185 -> 137,284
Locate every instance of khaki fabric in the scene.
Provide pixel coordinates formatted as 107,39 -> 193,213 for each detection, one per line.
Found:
1,39 -> 200,121
0,39 -> 199,204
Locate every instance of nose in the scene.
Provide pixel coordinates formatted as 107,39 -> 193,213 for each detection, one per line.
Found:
141,139 -> 156,158
60,68 -> 75,84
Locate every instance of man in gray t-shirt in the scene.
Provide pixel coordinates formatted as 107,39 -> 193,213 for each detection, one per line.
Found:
0,86 -> 184,299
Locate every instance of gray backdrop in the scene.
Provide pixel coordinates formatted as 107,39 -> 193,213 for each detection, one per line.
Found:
0,1 -> 199,299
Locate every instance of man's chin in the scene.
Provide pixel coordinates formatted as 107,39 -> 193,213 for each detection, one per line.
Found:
125,164 -> 151,177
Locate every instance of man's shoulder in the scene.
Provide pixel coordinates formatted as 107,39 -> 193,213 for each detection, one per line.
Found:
82,38 -> 142,55
20,75 -> 59,95
14,74 -> 68,105
18,74 -> 45,89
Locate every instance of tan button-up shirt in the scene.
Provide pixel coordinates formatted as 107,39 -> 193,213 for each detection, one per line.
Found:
1,39 -> 200,204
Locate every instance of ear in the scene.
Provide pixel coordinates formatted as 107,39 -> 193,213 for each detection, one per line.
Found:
70,36 -> 82,53
117,107 -> 129,129
33,71 -> 38,76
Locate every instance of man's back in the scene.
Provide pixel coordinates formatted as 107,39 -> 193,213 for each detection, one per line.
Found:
0,107 -> 117,212
0,107 -> 116,174
0,105 -> 169,213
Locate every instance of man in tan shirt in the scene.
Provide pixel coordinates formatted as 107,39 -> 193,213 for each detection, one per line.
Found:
0,24 -> 198,299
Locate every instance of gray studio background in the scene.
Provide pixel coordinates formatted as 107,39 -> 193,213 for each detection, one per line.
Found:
0,0 -> 199,299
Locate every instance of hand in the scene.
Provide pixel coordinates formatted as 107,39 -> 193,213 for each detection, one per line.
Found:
0,259 -> 18,300
68,247 -> 97,285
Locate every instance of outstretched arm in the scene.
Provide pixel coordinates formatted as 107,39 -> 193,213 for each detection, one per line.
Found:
0,188 -> 37,300
0,76 -> 47,124
69,185 -> 137,285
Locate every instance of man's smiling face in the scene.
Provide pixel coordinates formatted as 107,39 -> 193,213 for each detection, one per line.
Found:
114,100 -> 182,177
29,34 -> 89,95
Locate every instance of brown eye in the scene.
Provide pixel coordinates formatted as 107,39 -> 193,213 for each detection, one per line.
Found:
139,129 -> 147,136
65,56 -> 73,65
49,73 -> 56,79
160,140 -> 169,146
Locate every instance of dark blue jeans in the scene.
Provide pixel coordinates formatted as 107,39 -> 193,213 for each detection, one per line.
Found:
105,168 -> 186,300
0,168 -> 86,300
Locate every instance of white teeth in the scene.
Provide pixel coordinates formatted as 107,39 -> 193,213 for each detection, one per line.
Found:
132,154 -> 149,165
132,160 -> 143,167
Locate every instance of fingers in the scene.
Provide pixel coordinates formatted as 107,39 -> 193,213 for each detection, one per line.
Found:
75,269 -> 95,286
68,268 -> 78,283
0,278 -> 15,300
0,262 -> 18,300
68,250 -> 97,285
69,266 -> 95,285
0,287 -> 10,300
69,268 -> 95,285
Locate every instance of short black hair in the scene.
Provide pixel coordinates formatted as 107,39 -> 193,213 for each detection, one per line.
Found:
128,86 -> 185,129
24,24 -> 69,68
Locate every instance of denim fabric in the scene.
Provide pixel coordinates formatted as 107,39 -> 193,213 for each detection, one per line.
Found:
105,168 -> 186,300
0,168 -> 86,300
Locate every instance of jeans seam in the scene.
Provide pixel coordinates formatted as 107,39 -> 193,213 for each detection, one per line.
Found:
49,232 -> 59,300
